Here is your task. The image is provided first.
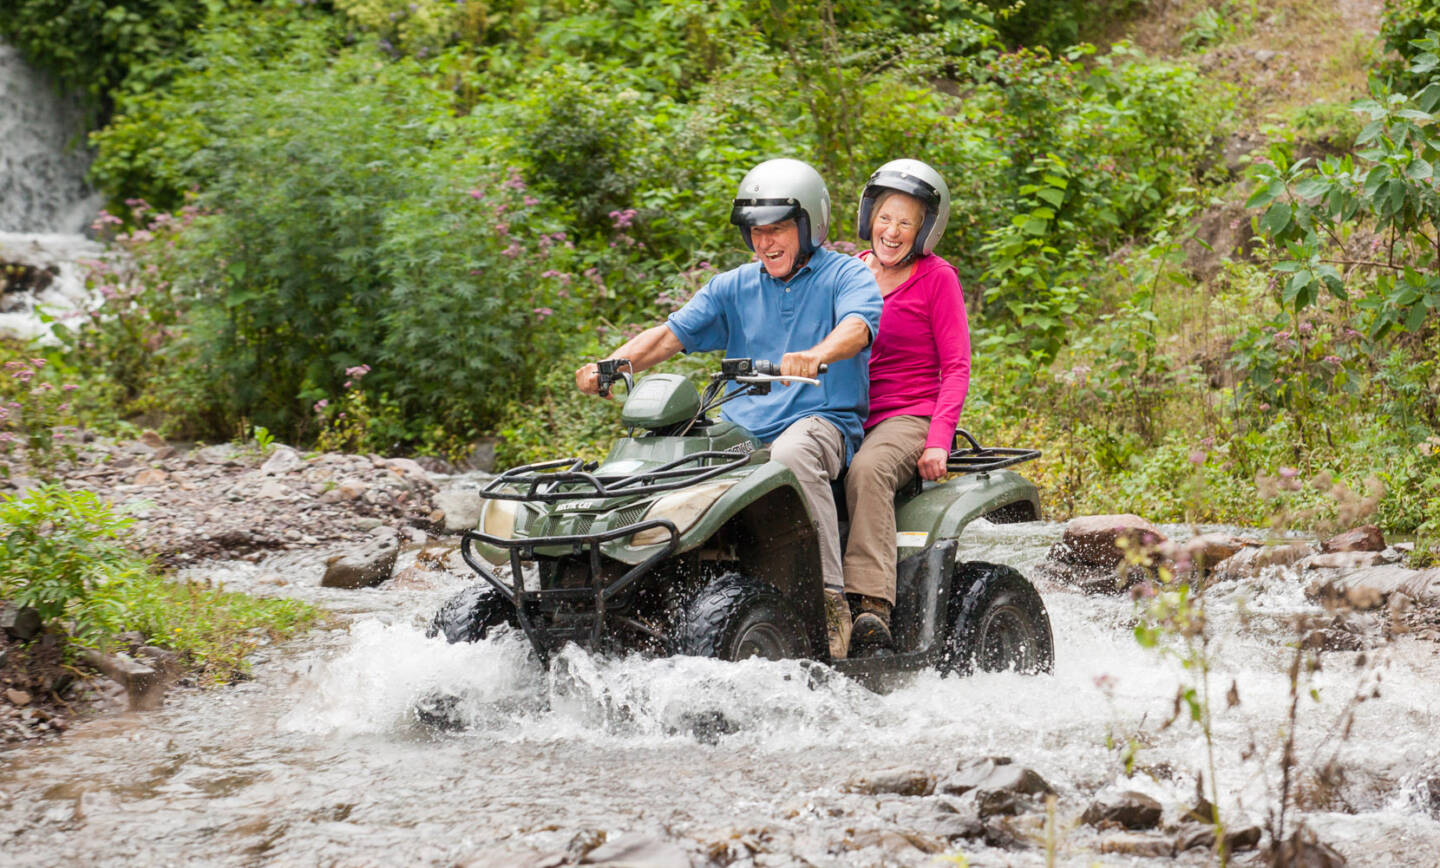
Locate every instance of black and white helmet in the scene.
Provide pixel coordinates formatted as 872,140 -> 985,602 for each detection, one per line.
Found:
730,158 -> 831,255
856,158 -> 951,258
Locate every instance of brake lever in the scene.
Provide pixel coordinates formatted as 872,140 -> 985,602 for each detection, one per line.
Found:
595,358 -> 635,398
735,374 -> 821,387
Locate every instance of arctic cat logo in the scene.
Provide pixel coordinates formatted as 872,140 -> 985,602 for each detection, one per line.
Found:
725,442 -> 755,454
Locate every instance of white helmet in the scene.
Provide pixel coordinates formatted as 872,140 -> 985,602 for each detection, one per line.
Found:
857,158 -> 951,259
730,158 -> 831,255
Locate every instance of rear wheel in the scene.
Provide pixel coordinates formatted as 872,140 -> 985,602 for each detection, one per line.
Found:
671,573 -> 810,661
942,562 -> 1053,676
427,584 -> 516,644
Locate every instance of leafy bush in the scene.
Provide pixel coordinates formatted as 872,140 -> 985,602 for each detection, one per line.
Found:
0,485 -> 146,640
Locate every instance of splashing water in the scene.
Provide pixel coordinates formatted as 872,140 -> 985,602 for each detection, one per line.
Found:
3,522 -> 1440,866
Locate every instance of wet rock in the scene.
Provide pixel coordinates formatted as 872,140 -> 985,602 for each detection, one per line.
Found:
843,767 -> 936,797
1053,514 -> 1166,569
260,445 -> 305,476
194,444 -> 238,465
1322,525 -> 1385,553
1080,790 -> 1163,830
579,833 -> 691,867
975,788 -> 1034,818
917,812 -> 984,841
321,527 -> 399,589
1,602 -> 42,641
133,468 -> 168,486
1207,542 -> 1312,585
1308,566 -> 1440,610
1268,827 -> 1347,867
846,828 -> 942,855
434,481 -> 486,533
77,649 -> 174,711
1297,551 -> 1392,571
1099,833 -> 1174,857
942,756 -> 1055,799
1418,775 -> 1440,819
1176,822 -> 1262,853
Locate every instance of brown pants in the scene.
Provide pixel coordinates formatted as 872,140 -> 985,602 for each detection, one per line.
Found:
769,416 -> 847,592
841,414 -> 930,604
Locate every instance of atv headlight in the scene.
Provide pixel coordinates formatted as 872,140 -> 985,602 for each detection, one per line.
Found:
630,481 -> 737,547
478,497 -> 522,539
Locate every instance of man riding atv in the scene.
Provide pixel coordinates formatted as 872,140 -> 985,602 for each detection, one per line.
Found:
574,158 -> 881,659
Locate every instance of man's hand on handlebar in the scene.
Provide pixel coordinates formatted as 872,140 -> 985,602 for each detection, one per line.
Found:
575,361 -> 604,397
779,349 -> 825,383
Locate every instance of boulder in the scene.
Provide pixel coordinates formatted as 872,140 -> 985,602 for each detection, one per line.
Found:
138,430 -> 166,450
1308,566 -> 1440,610
260,445 -> 305,476
843,767 -> 936,797
1,602 -> 42,641
5,688 -> 31,706
385,457 -> 428,479
1080,790 -> 1163,830
1174,533 -> 1248,570
434,481 -> 486,533
1321,525 -> 1385,553
1052,514 -> 1167,569
321,528 -> 399,589
1206,542 -> 1312,585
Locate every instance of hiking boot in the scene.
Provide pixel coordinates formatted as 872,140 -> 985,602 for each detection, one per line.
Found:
848,595 -> 893,653
824,589 -> 852,660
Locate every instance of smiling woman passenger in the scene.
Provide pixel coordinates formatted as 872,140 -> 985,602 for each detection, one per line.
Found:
840,159 -> 971,655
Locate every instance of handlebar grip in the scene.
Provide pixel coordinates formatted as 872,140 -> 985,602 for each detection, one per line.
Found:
753,360 -> 828,376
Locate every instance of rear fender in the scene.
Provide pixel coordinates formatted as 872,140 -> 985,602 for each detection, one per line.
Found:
894,469 -> 1041,551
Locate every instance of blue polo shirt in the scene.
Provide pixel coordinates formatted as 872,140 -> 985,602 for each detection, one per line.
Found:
666,247 -> 882,460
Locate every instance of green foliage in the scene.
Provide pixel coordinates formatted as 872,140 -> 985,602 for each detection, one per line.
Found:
0,357 -> 81,478
0,485 -> 145,639
1247,34 -> 1440,339
87,572 -> 319,683
0,0 -> 231,112
1382,0 -> 1440,91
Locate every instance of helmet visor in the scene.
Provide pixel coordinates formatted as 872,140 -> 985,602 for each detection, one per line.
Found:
864,172 -> 940,209
731,198 -> 802,228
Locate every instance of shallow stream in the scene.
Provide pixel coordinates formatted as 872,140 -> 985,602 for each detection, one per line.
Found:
3,520 -> 1439,866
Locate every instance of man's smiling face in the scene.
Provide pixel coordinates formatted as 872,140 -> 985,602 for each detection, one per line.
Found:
750,219 -> 802,279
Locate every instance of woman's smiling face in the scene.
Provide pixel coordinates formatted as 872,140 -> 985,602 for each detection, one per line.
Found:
869,192 -> 926,268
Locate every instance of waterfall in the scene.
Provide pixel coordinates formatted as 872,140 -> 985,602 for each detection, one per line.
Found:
0,37 -> 104,341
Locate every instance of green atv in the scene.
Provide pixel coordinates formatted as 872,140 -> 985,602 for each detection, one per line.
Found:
429,358 -> 1053,680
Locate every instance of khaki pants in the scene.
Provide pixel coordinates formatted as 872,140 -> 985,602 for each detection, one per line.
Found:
842,414 -> 930,604
769,416 -> 846,592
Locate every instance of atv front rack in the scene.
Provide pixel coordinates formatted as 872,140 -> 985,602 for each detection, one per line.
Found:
480,451 -> 752,503
459,520 -> 679,667
947,428 -> 1041,474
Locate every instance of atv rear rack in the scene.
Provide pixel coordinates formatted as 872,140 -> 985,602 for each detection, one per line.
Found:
459,520 -> 680,666
947,429 -> 1041,474
480,451 -> 753,503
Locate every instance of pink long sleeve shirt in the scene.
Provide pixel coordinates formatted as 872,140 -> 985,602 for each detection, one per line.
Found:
860,252 -> 971,450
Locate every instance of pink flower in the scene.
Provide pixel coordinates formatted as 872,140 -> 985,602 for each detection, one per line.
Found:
523,196 -> 539,206
344,364 -> 371,379
314,399 -> 328,414
532,307 -> 553,319
1189,450 -> 1206,466
468,189 -> 483,199
494,222 -> 510,236
1324,355 -> 1341,365
502,242 -> 522,258
1279,466 -> 1299,479
30,358 -> 44,368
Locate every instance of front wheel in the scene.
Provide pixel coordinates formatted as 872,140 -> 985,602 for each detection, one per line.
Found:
670,573 -> 810,661
942,562 -> 1053,676
427,584 -> 516,644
